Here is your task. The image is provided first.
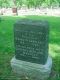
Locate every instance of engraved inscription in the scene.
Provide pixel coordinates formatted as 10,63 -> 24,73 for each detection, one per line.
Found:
14,20 -> 49,64
15,30 -> 47,59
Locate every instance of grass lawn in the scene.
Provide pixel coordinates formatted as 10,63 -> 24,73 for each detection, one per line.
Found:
0,15 -> 60,80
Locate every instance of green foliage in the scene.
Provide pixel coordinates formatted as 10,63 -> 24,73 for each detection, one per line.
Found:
16,0 -> 22,7
0,0 -> 9,8
0,0 -> 60,8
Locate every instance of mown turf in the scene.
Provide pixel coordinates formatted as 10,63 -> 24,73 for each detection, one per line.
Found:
0,15 -> 60,80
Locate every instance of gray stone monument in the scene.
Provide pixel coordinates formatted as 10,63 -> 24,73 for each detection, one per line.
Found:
11,19 -> 52,80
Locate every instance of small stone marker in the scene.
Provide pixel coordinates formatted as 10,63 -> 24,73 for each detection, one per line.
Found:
11,19 -> 52,80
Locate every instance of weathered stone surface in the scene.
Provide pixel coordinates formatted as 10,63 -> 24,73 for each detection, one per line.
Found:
11,56 -> 52,80
14,19 -> 49,64
11,19 -> 52,80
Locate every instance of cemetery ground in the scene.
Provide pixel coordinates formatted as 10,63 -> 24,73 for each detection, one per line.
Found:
0,15 -> 60,80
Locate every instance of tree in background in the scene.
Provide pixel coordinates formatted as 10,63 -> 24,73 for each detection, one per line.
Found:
57,0 -> 60,7
0,0 -> 9,8
12,0 -> 18,15
0,0 -> 60,8
16,0 -> 22,8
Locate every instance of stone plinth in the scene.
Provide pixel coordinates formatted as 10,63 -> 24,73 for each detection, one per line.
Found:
11,56 -> 52,80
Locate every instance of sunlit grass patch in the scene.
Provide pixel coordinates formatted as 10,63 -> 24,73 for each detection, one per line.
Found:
49,44 -> 60,57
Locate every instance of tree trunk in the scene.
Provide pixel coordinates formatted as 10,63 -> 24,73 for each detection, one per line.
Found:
12,0 -> 18,15
12,7 -> 18,15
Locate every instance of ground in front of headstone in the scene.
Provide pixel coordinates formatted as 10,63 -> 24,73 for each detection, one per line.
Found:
11,56 -> 52,80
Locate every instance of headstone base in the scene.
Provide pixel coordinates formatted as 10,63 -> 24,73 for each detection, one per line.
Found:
11,56 -> 52,80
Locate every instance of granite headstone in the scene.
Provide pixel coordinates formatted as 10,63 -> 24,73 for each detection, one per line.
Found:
11,19 -> 52,80
14,19 -> 49,64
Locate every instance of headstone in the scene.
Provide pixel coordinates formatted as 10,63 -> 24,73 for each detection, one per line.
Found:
14,19 -> 49,64
11,19 -> 52,80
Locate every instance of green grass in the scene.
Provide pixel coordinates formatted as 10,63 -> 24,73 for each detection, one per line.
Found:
0,15 -> 60,80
